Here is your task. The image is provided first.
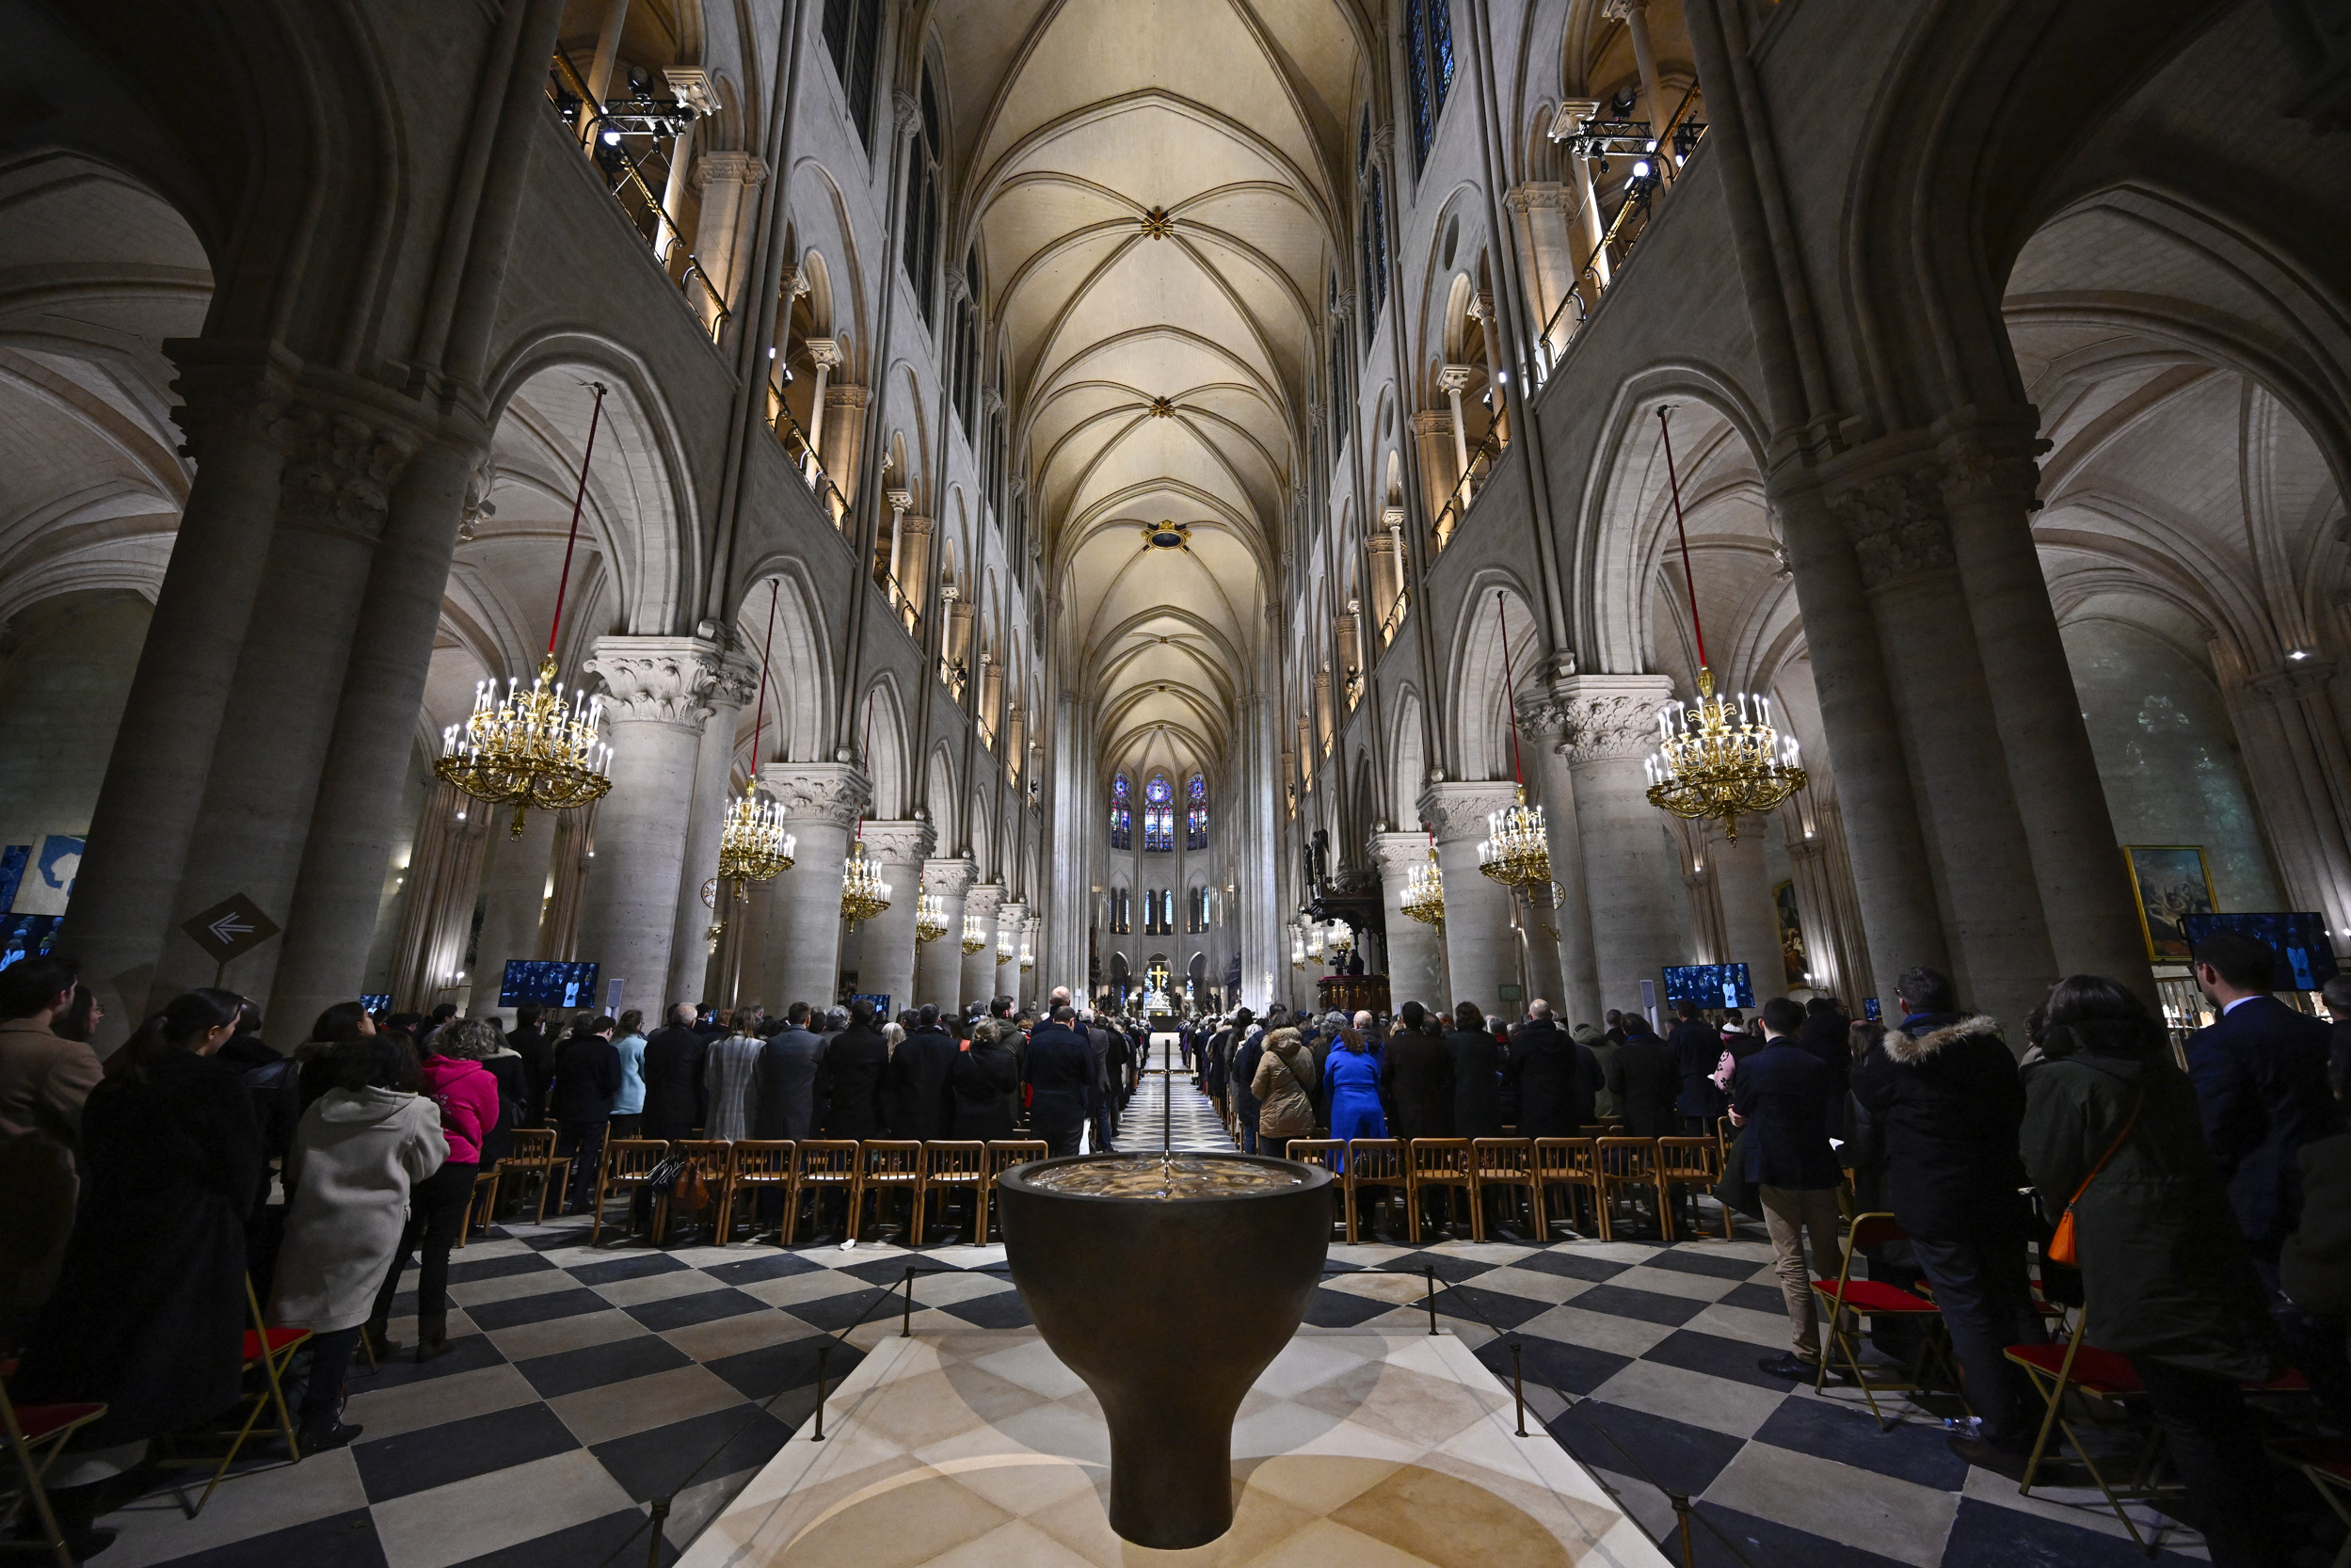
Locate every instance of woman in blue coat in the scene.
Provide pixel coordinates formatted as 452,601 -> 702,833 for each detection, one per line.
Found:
1323,1024 -> 1390,1147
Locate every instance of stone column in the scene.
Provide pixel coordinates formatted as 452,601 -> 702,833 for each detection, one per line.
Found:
1938,419 -> 2151,992
1556,674 -> 1686,1010
1548,99 -> 1609,289
59,355 -> 301,1046
667,654 -> 758,1011
1825,456 -> 2058,1028
1438,363 -> 1478,479
689,152 -> 766,332
157,407 -> 419,1007
472,797 -> 558,1014
1605,0 -> 1671,142
1371,832 -> 1446,1014
1414,409 -> 1459,527
1710,827 -> 1787,1001
996,901 -> 1028,1002
759,761 -> 869,1012
821,383 -> 869,515
582,0 -> 631,108
855,820 -> 934,1017
798,337 -> 840,484
896,514 -> 934,631
1504,184 -> 1578,361
1515,696 -> 1605,1025
573,636 -> 721,1018
1470,294 -> 1509,445
963,883 -> 1004,1003
918,857 -> 976,1011
1419,781 -> 1522,1013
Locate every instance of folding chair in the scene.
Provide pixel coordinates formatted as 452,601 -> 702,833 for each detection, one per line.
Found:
918,1142 -> 988,1245
1,1368 -> 105,1568
2270,1437 -> 2351,1568
457,1166 -> 503,1247
1284,1140 -> 1350,1240
497,1128 -> 570,1223
983,1141 -> 1048,1241
1656,1135 -> 1729,1240
1814,1212 -> 1958,1430
1595,1137 -> 1668,1239
714,1141 -> 794,1243
1534,1137 -> 1607,1239
587,1138 -> 668,1244
856,1141 -> 924,1240
1471,1138 -> 1546,1241
654,1139 -> 729,1244
2002,1313 -> 2175,1544
1403,1137 -> 1472,1242
152,1278 -> 307,1516
1345,1138 -> 1410,1241
784,1140 -> 862,1242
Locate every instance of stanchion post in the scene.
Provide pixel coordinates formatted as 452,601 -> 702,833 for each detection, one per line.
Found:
1511,1341 -> 1527,1435
1424,1267 -> 1438,1336
902,1268 -> 914,1337
646,1496 -> 670,1568
813,1344 -> 830,1440
1668,1489 -> 1695,1566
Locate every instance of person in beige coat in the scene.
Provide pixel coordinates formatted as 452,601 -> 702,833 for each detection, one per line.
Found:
1252,1027 -> 1318,1150
269,1030 -> 445,1449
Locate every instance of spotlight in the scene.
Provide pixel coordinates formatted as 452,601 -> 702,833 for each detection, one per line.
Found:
601,128 -> 622,145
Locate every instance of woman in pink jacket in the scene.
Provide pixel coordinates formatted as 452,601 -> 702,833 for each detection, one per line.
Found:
367,1019 -> 502,1361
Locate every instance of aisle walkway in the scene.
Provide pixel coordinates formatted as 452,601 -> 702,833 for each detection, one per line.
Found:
1111,1035 -> 1236,1153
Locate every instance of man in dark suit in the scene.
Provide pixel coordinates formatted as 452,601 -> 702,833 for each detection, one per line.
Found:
1503,1000 -> 1593,1137
750,1002 -> 824,1143
641,1002 -> 710,1141
1732,996 -> 1846,1383
886,1004 -> 958,1144
2188,929 -> 2351,1423
1607,1019 -> 1681,1138
1667,999 -> 1726,1131
1025,1007 -> 1098,1157
816,1000 -> 889,1142
1080,1010 -> 1117,1148
506,1004 -> 553,1127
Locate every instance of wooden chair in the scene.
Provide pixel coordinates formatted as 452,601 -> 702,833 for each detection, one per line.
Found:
1595,1137 -> 1669,1240
653,1140 -> 730,1244
1342,1138 -> 1408,1242
784,1141 -> 862,1242
1403,1137 -> 1473,1242
855,1141 -> 924,1240
1657,1135 -> 1729,1240
1815,1212 -> 1960,1431
1471,1138 -> 1545,1242
1,1366 -> 106,1565
983,1141 -> 1048,1241
1284,1140 -> 1351,1240
456,1167 -> 503,1248
587,1139 -> 668,1244
919,1142 -> 988,1244
714,1141 -> 793,1244
2005,1312 -> 2166,1547
152,1278 -> 306,1516
497,1128 -> 569,1223
1533,1137 -> 1607,1239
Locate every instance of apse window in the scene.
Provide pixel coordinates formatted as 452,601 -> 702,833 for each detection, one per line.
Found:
1109,887 -> 1131,935
1187,888 -> 1210,933
1144,889 -> 1175,936
1143,773 -> 1174,852
1110,773 -> 1132,850
1187,772 -> 1208,849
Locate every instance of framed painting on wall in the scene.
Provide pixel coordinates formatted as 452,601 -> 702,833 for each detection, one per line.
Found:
2121,844 -> 2217,963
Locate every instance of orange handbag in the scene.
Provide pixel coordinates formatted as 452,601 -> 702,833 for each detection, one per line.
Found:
2047,1090 -> 2141,1267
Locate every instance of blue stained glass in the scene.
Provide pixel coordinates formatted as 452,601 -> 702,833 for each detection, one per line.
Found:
1188,773 -> 1206,802
1144,773 -> 1172,804
1404,1 -> 1432,164
1431,0 -> 1455,108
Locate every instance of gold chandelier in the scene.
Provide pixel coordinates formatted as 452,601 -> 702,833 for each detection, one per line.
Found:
996,932 -> 1015,965
1641,408 -> 1806,842
915,893 -> 949,943
437,382 -> 616,838
840,839 -> 890,929
1019,941 -> 1035,972
962,913 -> 989,954
717,791 -> 793,888
1479,785 -> 1552,887
1323,919 -> 1353,958
1400,836 -> 1446,929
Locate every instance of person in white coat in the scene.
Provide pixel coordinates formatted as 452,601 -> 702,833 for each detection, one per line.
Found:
269,1029 -> 446,1449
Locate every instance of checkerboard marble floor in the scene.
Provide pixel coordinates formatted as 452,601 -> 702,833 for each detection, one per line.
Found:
75,1074 -> 2310,1567
1111,1057 -> 1237,1153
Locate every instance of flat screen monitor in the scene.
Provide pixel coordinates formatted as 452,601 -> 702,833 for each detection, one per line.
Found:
2178,913 -> 2339,992
501,959 -> 601,1010
0,913 -> 63,971
360,994 -> 391,1016
1663,962 -> 1754,1010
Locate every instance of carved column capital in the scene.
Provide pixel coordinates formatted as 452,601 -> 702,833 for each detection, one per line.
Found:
921,857 -> 978,896
708,652 -> 761,709
1549,673 -> 1678,763
1825,464 -> 1956,589
1369,830 -> 1436,880
1417,779 -> 1525,841
1436,362 -> 1479,393
757,760 -> 872,826
1411,409 -> 1452,438
278,409 -> 420,544
825,383 -> 871,411
583,635 -> 725,729
804,336 -> 843,370
892,89 -> 923,140
692,152 -> 767,191
858,819 -> 936,865
965,882 -> 1005,918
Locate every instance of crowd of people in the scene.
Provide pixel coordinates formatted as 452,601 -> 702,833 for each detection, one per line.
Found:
2,932 -> 2348,1565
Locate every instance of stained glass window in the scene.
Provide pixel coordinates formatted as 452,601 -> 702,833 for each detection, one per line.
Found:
1404,0 -> 1454,169
1187,772 -> 1208,850
1144,773 -> 1174,852
1111,774 -> 1131,851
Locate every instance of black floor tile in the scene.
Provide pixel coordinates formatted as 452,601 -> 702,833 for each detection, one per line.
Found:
1569,1283 -> 1710,1327
140,1507 -> 387,1567
781,1286 -> 895,1333
834,1254 -> 929,1287
517,1333 -> 695,1399
1643,1329 -> 1815,1391
463,1287 -> 615,1331
1303,1288 -> 1401,1329
354,1402 -> 580,1503
591,1405 -> 791,1501
446,1507 -> 679,1567
1644,1247 -> 1766,1281
1479,1334 -> 1631,1397
1545,1399 -> 1744,1496
1511,1249 -> 1633,1284
1719,1281 -> 1789,1316
444,1252 -> 561,1286
1688,1501 -> 1916,1568
1751,1394 -> 1973,1490
624,1288 -> 767,1332
568,1253 -> 690,1286
936,1289 -> 1032,1329
1431,1283 -> 1558,1332
703,1336 -> 854,1402
1381,1249 -> 1499,1283
702,1252 -> 825,1285
350,1329 -> 507,1390
1939,1496 -> 2210,1566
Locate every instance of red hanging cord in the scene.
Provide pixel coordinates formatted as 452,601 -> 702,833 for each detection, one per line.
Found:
1494,589 -> 1526,786
749,579 -> 779,772
856,686 -> 875,841
1656,405 -> 1707,671
546,382 -> 609,659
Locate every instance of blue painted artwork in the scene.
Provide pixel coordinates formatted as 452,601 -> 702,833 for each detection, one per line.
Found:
0,845 -> 26,913
13,836 -> 83,916
0,914 -> 63,970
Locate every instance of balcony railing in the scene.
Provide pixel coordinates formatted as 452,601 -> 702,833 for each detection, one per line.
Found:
764,368 -> 852,528
878,569 -> 920,635
1378,585 -> 1410,647
546,51 -> 729,339
1535,88 -> 1707,381
1429,427 -> 1504,556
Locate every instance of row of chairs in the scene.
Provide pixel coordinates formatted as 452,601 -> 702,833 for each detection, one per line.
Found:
1279,1134 -> 1729,1243
567,1137 -> 1050,1248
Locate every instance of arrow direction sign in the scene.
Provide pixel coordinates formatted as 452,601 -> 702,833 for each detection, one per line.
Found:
182,892 -> 282,968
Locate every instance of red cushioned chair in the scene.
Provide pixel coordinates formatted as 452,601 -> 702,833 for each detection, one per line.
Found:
2003,1312 -> 2174,1547
1,1361 -> 107,1568
151,1277 -> 310,1516
1810,1212 -> 1958,1429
